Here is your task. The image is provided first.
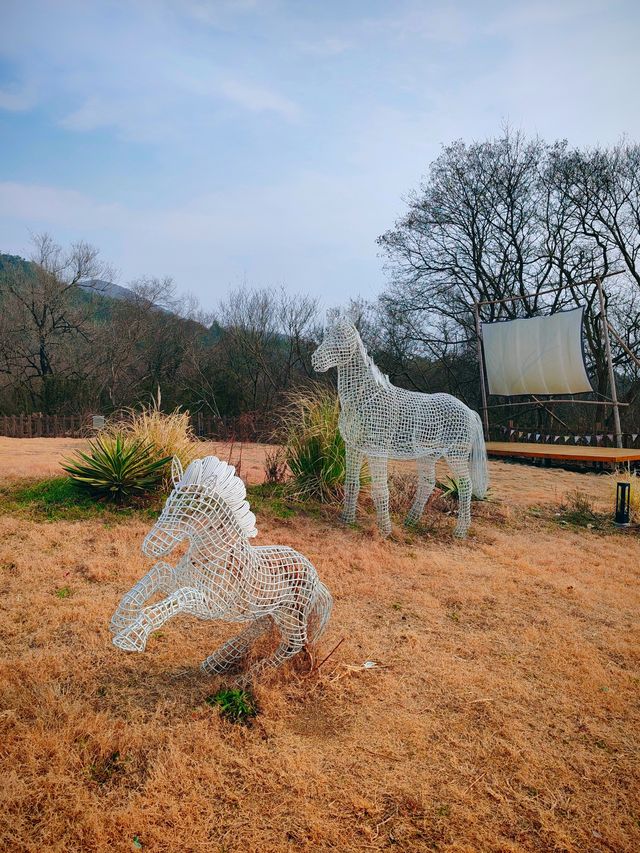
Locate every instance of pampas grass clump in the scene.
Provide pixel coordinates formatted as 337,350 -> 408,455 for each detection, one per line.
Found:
101,402 -> 198,472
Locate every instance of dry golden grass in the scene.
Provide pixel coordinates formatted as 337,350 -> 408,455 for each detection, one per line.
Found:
0,439 -> 639,851
100,406 -> 199,470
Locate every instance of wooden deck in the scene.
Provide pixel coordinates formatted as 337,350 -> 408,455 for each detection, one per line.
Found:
486,441 -> 640,464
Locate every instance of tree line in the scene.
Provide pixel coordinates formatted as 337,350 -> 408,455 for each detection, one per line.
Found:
1,130 -> 639,438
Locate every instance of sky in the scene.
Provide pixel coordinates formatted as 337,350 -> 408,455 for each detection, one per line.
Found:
1,0 -> 640,311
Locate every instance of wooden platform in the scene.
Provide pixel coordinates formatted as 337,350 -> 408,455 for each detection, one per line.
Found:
486,441 -> 640,464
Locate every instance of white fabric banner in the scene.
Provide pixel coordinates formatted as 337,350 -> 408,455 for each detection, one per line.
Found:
481,307 -> 593,396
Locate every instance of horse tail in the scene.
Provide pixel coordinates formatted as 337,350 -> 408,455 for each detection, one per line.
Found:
307,580 -> 333,645
469,410 -> 489,499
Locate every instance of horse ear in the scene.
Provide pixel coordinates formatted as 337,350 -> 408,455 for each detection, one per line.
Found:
171,456 -> 184,486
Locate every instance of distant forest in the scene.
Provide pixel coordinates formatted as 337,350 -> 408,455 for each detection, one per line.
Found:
2,131 -> 640,439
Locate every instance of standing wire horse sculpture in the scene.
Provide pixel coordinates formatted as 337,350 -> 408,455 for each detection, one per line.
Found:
110,456 -> 332,680
312,311 -> 489,538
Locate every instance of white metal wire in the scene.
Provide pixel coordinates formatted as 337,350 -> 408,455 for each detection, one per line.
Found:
311,311 -> 489,537
110,456 -> 332,680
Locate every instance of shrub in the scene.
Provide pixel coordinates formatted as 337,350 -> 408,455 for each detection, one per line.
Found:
63,435 -> 171,503
101,402 -> 198,473
282,385 -> 346,501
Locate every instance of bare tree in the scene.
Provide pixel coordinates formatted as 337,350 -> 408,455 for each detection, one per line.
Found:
377,131 -> 640,422
0,233 -> 113,412
214,286 -> 320,425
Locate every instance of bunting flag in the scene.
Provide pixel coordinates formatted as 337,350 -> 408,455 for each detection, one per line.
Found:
535,433 -> 541,441
509,429 -> 515,436
554,435 -> 560,442
574,436 -> 580,443
585,436 -> 592,444
545,435 -> 550,442
633,434 -> 639,442
564,435 -> 571,442
596,434 -> 603,443
527,433 -> 531,440
608,434 -> 614,442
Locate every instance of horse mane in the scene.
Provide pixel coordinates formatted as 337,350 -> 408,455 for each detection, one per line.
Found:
177,456 -> 258,539
352,327 -> 392,390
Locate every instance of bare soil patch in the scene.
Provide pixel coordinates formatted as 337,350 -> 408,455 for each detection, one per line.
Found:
0,439 -> 638,851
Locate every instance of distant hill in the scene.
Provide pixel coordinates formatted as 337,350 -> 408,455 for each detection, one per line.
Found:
78,279 -> 135,301
0,252 -> 33,277
0,251 -> 212,336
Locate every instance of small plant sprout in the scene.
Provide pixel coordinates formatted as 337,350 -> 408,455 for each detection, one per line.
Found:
206,689 -> 257,724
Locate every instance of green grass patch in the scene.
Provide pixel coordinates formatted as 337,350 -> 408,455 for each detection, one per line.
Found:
0,476 -> 164,522
206,689 -> 258,724
248,483 -> 324,521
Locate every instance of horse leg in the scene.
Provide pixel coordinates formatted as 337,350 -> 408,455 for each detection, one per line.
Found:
112,586 -> 206,652
367,455 -> 391,536
240,605 -> 307,684
341,445 -> 363,523
109,561 -> 177,634
201,617 -> 271,676
405,457 -> 436,526
447,456 -> 472,538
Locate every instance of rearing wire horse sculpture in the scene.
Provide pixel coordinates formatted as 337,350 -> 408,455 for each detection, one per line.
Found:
110,456 -> 332,680
312,311 -> 488,538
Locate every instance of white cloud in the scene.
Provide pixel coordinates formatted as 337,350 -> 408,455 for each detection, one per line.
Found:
217,78 -> 299,119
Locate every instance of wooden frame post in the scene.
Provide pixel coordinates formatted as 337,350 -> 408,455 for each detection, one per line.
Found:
595,275 -> 623,449
473,301 -> 490,438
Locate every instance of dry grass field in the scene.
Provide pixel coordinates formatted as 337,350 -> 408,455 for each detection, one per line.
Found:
0,438 -> 638,852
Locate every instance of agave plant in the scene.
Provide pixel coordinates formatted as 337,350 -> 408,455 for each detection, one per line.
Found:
63,435 -> 171,503
436,475 -> 490,502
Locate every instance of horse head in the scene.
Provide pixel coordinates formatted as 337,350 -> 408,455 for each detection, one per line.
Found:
142,456 -> 256,558
311,309 -> 359,372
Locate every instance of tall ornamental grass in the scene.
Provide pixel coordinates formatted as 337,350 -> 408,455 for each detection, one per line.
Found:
283,385 -> 346,502
101,403 -> 198,472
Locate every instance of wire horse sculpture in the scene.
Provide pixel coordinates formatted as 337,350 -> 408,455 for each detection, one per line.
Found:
312,311 -> 489,538
110,456 -> 332,680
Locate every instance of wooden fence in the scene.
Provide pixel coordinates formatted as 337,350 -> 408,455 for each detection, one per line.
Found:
0,410 -> 273,441
0,413 -> 89,438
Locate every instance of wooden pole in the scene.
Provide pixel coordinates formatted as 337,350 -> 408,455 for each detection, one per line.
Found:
473,302 -> 490,438
487,398 -> 629,408
595,275 -> 623,449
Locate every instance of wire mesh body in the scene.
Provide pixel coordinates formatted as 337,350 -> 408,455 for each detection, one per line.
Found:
110,456 -> 332,680
311,312 -> 489,537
